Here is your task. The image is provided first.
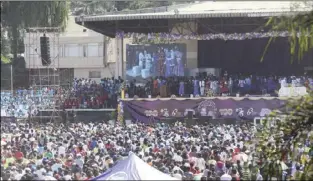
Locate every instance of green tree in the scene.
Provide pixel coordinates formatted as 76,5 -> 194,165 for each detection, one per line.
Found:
262,8 -> 313,62
256,92 -> 313,180
257,4 -> 313,180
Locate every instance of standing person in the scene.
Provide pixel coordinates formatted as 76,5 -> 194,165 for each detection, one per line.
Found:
164,49 -> 172,77
138,51 -> 144,68
193,77 -> 200,96
160,78 -> 167,97
179,78 -> 185,97
199,78 -> 205,96
228,77 -> 233,95
175,47 -> 184,76
157,47 -> 165,76
238,77 -> 245,95
153,78 -> 159,97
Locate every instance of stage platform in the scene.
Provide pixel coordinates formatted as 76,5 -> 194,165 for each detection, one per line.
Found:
120,96 -> 294,123
41,108 -> 116,112
121,96 -> 300,101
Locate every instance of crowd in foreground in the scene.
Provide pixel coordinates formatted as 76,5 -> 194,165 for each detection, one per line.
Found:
1,120 -> 312,181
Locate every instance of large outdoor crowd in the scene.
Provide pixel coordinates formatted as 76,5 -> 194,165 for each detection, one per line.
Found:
1,120 -> 312,181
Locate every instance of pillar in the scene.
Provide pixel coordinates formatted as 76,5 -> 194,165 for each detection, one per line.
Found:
115,36 -> 123,78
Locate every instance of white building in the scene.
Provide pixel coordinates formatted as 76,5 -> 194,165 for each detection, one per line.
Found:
24,16 -> 115,85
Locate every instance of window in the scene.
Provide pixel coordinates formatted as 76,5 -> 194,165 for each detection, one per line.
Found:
50,46 -> 59,58
98,43 -> 104,57
59,45 -> 64,57
83,44 -> 87,57
64,44 -> 79,57
89,71 -> 101,78
87,43 -> 99,57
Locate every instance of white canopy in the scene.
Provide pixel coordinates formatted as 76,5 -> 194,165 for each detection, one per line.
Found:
92,153 -> 179,180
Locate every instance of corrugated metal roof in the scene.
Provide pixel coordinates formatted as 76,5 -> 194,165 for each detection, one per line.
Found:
75,1 -> 313,22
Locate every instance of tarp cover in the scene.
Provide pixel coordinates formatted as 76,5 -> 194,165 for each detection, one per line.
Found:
92,153 -> 179,180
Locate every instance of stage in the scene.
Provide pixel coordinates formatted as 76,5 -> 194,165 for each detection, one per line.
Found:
120,96 -> 298,123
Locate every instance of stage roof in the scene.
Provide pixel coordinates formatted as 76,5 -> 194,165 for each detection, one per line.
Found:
76,1 -> 312,22
75,1 -> 313,37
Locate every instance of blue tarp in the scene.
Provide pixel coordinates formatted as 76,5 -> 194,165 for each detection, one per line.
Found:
92,153 -> 178,180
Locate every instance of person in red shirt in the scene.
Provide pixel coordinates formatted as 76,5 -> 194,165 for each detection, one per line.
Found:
64,99 -> 69,109
190,164 -> 200,175
68,99 -> 73,109
14,149 -> 24,163
234,145 -> 240,154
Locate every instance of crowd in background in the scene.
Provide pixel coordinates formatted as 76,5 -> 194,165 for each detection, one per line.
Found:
1,120 -> 312,181
126,73 -> 313,98
1,87 -> 67,118
1,77 -> 123,118
63,77 -> 123,109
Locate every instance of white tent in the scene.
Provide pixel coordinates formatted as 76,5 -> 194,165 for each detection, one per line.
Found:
92,153 -> 179,180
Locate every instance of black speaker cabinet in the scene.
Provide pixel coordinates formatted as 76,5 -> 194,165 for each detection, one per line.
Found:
187,111 -> 193,119
40,35 -> 51,66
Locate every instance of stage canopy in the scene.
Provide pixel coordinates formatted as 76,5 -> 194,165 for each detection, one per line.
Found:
75,1 -> 313,37
92,153 -> 178,180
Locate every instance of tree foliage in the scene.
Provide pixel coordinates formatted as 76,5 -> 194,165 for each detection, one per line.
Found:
255,91 -> 313,180
262,9 -> 313,62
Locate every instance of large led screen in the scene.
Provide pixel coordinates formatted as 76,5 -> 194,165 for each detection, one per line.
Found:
126,44 -> 186,82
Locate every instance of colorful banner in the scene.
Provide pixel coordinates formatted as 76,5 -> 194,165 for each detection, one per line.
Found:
122,98 -> 287,123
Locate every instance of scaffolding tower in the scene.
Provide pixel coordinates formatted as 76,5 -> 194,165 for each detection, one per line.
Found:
26,27 -> 62,123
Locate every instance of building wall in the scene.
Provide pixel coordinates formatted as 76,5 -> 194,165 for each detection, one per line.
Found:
24,16 -> 106,70
74,63 -> 115,83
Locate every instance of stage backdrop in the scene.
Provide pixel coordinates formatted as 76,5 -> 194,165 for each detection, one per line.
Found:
126,44 -> 186,82
122,98 -> 287,123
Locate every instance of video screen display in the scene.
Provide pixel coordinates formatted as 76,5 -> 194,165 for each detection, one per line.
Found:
126,44 -> 186,82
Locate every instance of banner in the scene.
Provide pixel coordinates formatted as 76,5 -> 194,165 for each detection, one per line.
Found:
122,98 -> 287,123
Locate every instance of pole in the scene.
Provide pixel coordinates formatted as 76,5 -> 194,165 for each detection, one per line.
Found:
10,64 -> 13,95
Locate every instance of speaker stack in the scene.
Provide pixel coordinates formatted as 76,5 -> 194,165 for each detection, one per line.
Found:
40,34 -> 51,66
186,111 -> 196,127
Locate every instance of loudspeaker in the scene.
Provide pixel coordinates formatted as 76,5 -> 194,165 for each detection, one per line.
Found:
187,111 -> 193,119
40,35 -> 51,66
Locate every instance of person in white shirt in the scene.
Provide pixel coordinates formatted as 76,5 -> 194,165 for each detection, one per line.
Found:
280,77 -> 287,88
173,152 -> 183,162
199,79 -> 205,96
220,171 -> 232,181
138,52 -> 144,68
195,154 -> 206,171
58,144 -> 66,157
291,77 -> 297,87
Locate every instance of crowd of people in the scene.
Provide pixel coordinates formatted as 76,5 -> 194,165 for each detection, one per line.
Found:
63,77 -> 122,109
125,73 -> 313,98
1,77 -> 123,118
1,73 -> 313,118
1,120 -> 312,181
1,87 -> 67,118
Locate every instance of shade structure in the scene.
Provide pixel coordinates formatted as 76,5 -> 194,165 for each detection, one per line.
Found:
92,153 -> 179,180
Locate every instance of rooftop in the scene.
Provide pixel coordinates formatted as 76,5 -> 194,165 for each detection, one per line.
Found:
76,1 -> 313,22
